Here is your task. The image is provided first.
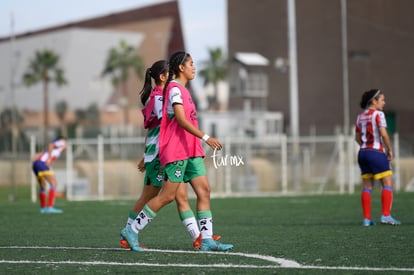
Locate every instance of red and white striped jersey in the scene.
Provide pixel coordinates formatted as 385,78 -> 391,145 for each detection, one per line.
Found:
36,139 -> 66,164
355,108 -> 387,152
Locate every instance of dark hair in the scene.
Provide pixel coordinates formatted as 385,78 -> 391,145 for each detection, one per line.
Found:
162,51 -> 191,98
53,135 -> 66,142
359,89 -> 382,109
139,60 -> 168,105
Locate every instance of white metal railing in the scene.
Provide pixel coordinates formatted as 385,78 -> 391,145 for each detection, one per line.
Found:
29,133 -> 401,201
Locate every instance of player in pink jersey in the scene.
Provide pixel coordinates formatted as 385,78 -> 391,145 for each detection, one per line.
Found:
119,60 -> 220,250
121,51 -> 233,252
32,136 -> 67,214
355,89 -> 400,226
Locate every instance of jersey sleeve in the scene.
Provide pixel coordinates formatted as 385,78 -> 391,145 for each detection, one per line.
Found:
154,95 -> 163,119
167,86 -> 183,114
169,87 -> 183,105
54,140 -> 65,148
376,111 -> 387,128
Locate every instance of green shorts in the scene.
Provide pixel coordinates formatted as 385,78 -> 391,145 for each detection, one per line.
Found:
143,158 -> 163,187
164,157 -> 206,183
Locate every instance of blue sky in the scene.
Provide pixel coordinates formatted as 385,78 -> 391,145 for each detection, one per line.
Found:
0,0 -> 227,91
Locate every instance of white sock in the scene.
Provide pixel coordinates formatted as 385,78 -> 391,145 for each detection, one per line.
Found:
126,217 -> 134,227
199,217 -> 213,239
182,217 -> 200,241
130,205 -> 156,233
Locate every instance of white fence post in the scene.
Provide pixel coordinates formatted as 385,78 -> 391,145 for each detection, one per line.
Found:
281,134 -> 288,193
98,135 -> 104,200
224,136 -> 232,195
30,135 -> 36,203
338,134 -> 345,194
66,141 -> 73,201
394,132 -> 400,192
347,135 -> 355,194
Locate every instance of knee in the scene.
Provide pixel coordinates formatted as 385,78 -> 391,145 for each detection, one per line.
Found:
175,196 -> 189,208
160,193 -> 176,205
196,187 -> 211,202
199,185 -> 211,196
382,176 -> 394,187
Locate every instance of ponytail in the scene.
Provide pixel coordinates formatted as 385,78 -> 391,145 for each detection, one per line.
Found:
138,60 -> 169,105
139,68 -> 152,105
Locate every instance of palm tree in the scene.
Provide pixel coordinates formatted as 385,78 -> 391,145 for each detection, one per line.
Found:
102,40 -> 144,126
55,100 -> 68,137
198,47 -> 227,110
0,107 -> 24,129
85,103 -> 100,125
23,49 -> 67,145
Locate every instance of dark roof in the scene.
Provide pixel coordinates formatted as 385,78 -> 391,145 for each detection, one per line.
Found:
0,1 -> 184,54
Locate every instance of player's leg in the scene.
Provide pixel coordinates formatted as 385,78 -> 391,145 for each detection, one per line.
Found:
361,177 -> 374,226
175,183 -> 202,248
120,184 -> 160,249
32,160 -> 48,213
174,183 -> 222,249
379,175 -> 401,225
187,158 -> 233,251
37,177 -> 48,213
124,160 -> 186,251
43,173 -> 63,213
358,150 -> 375,226
369,150 -> 400,225
126,184 -> 161,227
122,179 -> 180,251
120,158 -> 163,249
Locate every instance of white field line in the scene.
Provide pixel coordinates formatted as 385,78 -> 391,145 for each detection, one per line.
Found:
0,246 -> 413,272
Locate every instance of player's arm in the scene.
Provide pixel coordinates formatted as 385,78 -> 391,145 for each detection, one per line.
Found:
173,103 -> 222,150
47,142 -> 55,155
32,153 -> 41,161
57,139 -> 67,152
354,132 -> 362,146
45,142 -> 55,166
138,131 -> 148,172
379,127 -> 393,161
354,123 -> 362,146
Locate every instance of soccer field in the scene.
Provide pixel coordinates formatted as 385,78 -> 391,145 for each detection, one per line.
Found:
0,188 -> 413,274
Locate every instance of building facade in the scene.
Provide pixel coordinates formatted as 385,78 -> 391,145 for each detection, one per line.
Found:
0,1 -> 184,129
228,0 -> 414,142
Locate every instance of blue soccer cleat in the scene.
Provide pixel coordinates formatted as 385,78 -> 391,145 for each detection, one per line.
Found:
199,238 -> 233,252
120,226 -> 144,252
193,234 -> 221,250
380,215 -> 401,225
42,207 -> 63,214
362,219 -> 376,226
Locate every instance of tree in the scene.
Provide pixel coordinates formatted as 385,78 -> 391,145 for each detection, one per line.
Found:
0,108 -> 25,152
102,40 -> 144,126
198,47 -> 227,110
55,100 -> 68,137
74,103 -> 100,126
0,107 -> 24,129
23,49 -> 67,145
85,103 -> 100,124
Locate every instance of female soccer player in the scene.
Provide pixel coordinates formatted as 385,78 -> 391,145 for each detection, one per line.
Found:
121,52 -> 233,252
119,60 -> 219,250
355,89 -> 401,226
32,136 -> 67,214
